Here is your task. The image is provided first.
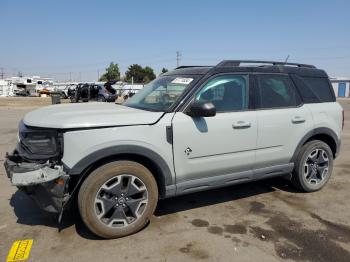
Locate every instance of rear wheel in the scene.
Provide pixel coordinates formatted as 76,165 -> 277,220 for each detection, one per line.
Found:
78,161 -> 158,238
292,140 -> 333,192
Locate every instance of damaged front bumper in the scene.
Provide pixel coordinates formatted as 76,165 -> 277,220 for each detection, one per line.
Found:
4,155 -> 70,214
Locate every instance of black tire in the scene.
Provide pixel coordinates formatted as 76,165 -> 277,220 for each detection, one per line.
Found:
292,140 -> 333,192
70,95 -> 78,103
60,92 -> 67,99
78,161 -> 158,239
97,95 -> 106,102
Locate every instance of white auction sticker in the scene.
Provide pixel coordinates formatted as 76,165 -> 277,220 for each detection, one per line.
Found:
171,77 -> 193,85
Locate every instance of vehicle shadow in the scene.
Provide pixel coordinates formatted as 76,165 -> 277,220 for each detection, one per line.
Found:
9,190 -> 76,230
155,176 -> 299,216
10,176 -> 300,240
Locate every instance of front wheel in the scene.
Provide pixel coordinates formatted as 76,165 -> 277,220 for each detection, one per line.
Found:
292,140 -> 333,192
78,161 -> 158,238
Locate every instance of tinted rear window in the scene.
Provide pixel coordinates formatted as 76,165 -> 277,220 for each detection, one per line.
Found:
257,74 -> 301,109
291,75 -> 335,103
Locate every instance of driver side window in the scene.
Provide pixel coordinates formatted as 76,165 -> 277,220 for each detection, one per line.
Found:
195,75 -> 249,112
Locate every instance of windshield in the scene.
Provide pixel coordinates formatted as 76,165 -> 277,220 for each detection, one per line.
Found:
124,75 -> 196,111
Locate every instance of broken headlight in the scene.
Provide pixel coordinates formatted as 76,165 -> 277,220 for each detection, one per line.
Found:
17,121 -> 62,161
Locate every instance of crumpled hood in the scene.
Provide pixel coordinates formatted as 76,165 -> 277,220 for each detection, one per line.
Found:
23,103 -> 164,129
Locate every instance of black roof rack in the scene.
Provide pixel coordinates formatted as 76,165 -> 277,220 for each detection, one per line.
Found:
175,65 -> 212,69
216,60 -> 316,69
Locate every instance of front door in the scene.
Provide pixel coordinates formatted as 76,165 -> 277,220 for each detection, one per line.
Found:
172,74 -> 257,184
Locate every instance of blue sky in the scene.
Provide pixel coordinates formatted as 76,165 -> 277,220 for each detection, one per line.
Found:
1,0 -> 350,81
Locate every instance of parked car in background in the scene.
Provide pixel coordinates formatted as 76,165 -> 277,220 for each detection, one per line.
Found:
70,83 -> 117,102
59,84 -> 76,99
67,85 -> 77,99
112,83 -> 143,100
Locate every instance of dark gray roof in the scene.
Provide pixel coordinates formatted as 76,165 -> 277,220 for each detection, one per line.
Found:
165,60 -> 328,78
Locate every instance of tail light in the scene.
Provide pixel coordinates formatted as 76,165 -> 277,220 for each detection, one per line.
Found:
342,109 -> 345,130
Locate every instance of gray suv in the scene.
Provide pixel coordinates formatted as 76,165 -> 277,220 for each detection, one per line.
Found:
4,60 -> 343,238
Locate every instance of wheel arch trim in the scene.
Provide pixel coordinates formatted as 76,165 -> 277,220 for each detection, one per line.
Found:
66,145 -> 174,187
291,127 -> 340,163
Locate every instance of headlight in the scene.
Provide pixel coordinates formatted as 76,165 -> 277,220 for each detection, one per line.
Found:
17,121 -> 62,160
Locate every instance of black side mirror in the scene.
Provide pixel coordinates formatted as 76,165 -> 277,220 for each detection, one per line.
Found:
187,101 -> 216,117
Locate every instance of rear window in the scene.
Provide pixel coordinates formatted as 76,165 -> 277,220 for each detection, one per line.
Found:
291,75 -> 335,103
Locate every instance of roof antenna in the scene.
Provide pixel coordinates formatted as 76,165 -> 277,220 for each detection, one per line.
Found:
284,55 -> 290,64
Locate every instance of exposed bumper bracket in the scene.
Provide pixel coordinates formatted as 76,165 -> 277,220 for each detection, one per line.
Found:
4,155 -> 70,214
5,158 -> 64,186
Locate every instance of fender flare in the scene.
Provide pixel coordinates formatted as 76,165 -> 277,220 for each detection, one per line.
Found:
290,127 -> 340,163
66,145 -> 174,186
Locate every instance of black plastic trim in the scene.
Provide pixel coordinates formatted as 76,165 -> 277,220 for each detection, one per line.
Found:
216,60 -> 316,69
67,145 -> 174,186
166,125 -> 173,144
169,163 -> 294,197
290,127 -> 340,162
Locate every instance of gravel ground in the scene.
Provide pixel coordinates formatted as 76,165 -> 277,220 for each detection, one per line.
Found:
0,97 -> 350,262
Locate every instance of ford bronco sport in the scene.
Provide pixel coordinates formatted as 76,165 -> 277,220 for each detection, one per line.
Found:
4,60 -> 343,238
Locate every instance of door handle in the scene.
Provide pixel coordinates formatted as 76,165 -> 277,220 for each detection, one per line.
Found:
292,116 -> 306,124
232,121 -> 251,129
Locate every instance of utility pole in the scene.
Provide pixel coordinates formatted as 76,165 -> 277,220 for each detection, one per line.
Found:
176,51 -> 181,67
97,70 -> 100,81
69,72 -> 72,82
0,68 -> 4,79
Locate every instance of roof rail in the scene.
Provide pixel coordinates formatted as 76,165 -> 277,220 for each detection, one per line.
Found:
216,60 -> 316,69
175,65 -> 212,69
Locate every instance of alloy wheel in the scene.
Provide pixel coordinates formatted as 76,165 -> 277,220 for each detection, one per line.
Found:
94,174 -> 148,228
303,148 -> 329,185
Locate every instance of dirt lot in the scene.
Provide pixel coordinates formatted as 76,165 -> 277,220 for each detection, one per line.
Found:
1,97 -> 350,262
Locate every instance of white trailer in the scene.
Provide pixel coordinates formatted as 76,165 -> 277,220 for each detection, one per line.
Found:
0,79 -> 14,96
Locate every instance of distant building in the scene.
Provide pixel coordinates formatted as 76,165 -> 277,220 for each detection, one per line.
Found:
330,77 -> 350,98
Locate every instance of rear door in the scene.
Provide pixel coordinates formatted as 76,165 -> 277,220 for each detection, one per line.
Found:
172,74 -> 257,184
254,74 -> 314,169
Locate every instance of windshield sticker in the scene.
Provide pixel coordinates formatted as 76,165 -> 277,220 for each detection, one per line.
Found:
171,77 -> 193,85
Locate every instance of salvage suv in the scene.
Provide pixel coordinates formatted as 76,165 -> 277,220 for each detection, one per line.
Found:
5,60 -> 343,238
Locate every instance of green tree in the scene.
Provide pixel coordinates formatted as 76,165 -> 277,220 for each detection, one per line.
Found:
125,64 -> 156,84
99,62 -> 120,82
142,66 -> 156,83
161,68 -> 168,74
125,64 -> 144,83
